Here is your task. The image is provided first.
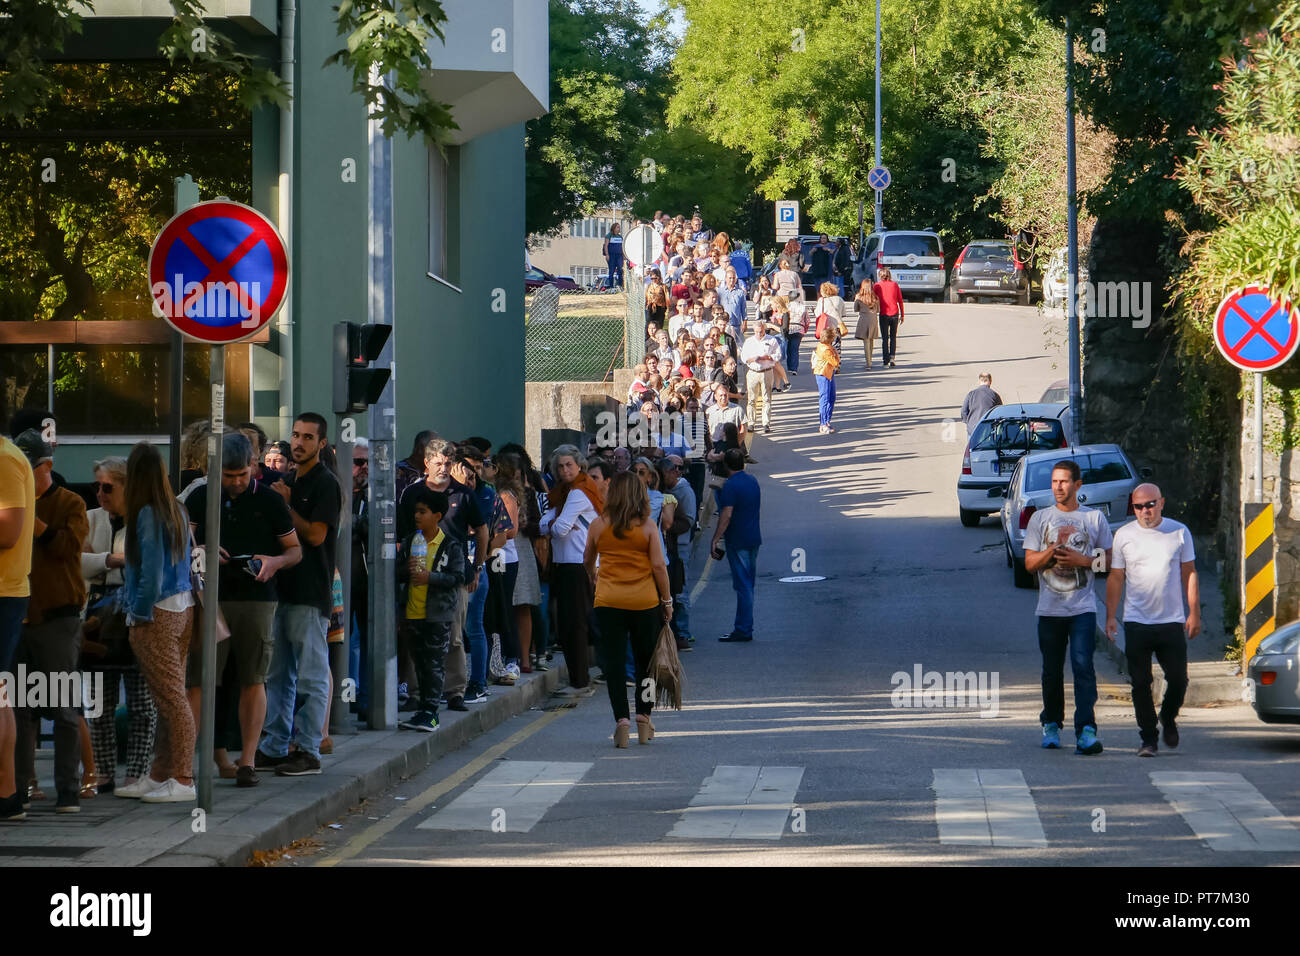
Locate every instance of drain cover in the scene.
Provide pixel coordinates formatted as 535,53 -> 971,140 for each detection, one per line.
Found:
778,575 -> 827,583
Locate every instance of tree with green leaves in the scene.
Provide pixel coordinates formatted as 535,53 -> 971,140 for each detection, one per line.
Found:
525,0 -> 675,236
2,0 -> 457,142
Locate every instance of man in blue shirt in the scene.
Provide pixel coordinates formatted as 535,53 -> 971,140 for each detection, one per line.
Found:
718,269 -> 748,339
711,449 -> 761,642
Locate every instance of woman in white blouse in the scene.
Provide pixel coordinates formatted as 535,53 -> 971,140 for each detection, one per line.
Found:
539,445 -> 606,697
81,457 -> 157,794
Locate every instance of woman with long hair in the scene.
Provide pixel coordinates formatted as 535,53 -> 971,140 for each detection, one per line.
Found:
81,457 -> 157,795
497,454 -> 541,672
872,266 -> 905,367
603,221 -> 624,288
813,280 -> 848,354
117,442 -> 195,802
853,278 -> 881,369
498,443 -> 552,670
582,472 -> 672,747
540,445 -> 606,695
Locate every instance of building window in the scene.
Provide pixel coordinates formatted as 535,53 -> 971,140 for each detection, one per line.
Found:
428,144 -> 460,287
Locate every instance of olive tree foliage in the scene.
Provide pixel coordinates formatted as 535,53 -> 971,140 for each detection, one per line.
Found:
1,0 -> 457,142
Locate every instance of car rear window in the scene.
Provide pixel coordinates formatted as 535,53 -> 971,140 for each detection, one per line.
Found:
971,418 -> 1065,453
1024,453 -> 1132,492
963,243 -> 1013,261
883,235 -> 941,258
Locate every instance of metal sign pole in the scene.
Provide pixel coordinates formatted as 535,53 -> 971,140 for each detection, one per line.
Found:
197,345 -> 225,812
1064,19 -> 1083,443
874,0 -> 883,232
1255,372 -> 1264,503
366,66 -> 398,730
332,435 -> 353,734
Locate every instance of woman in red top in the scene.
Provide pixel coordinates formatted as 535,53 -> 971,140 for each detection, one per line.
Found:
871,266 -> 905,367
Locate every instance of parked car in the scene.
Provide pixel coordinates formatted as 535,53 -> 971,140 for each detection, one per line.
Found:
958,403 -> 1075,528
1040,380 -> 1068,404
1042,247 -> 1089,310
998,443 -> 1149,588
852,230 -> 946,301
1247,623 -> 1300,723
948,239 -> 1029,305
525,267 -> 581,292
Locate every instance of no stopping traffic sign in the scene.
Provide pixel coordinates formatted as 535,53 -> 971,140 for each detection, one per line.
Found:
148,200 -> 289,344
1212,285 -> 1298,373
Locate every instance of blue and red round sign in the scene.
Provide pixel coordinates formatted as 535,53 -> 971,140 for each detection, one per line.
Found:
1213,285 -> 1298,372
147,200 -> 289,344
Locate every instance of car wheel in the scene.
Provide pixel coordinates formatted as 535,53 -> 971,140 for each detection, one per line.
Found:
959,508 -> 981,528
1012,552 -> 1036,589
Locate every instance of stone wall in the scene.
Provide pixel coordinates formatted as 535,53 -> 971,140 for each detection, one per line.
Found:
524,370 -> 636,464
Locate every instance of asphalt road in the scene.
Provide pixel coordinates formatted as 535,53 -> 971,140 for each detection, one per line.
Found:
297,301 -> 1300,867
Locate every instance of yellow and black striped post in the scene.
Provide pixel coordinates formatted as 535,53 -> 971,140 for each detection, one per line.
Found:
1243,503 -> 1275,668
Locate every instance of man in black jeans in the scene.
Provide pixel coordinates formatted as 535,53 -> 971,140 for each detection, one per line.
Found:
1105,484 -> 1199,757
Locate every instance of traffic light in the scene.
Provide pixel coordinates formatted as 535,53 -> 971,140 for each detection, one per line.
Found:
333,321 -> 392,414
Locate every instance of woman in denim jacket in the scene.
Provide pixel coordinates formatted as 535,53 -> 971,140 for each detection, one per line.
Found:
116,443 -> 196,803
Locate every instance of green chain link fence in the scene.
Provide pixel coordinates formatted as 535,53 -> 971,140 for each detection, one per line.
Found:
524,280 -> 644,382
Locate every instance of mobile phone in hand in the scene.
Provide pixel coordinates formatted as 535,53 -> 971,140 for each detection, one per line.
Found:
243,558 -> 263,578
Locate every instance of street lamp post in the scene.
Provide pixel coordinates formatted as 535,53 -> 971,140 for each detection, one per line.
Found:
874,0 -> 883,232
1065,19 -> 1083,443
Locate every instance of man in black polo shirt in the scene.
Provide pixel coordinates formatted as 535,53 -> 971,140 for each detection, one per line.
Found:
187,433 -> 300,786
258,413 -> 341,776
397,437 -> 487,711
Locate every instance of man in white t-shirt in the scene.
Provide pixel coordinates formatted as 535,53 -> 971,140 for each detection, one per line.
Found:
1023,459 -> 1112,755
1105,483 -> 1198,757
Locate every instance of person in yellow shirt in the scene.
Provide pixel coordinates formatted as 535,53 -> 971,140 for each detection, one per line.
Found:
812,327 -> 842,435
396,488 -> 465,733
0,432 -> 37,820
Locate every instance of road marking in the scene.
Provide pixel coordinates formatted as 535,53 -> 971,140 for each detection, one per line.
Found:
315,708 -> 569,866
932,769 -> 1047,848
416,761 -> 593,832
1150,772 -> 1300,852
669,765 -> 803,840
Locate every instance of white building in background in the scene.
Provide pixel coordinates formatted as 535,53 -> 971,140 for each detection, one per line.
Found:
529,207 -> 634,287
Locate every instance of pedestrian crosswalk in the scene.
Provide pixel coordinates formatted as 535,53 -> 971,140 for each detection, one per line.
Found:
668,765 -> 804,840
932,769 -> 1047,848
1150,772 -> 1300,852
412,760 -> 1300,852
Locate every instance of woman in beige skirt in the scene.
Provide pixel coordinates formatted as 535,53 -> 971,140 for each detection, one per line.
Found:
853,279 -> 880,369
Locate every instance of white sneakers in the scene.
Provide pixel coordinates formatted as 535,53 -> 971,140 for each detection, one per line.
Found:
115,776 -> 196,802
140,778 -> 197,803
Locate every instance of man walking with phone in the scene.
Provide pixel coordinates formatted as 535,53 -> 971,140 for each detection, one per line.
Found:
1023,459 -> 1112,755
1105,484 -> 1198,756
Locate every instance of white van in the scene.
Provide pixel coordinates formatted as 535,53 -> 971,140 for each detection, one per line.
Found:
852,230 -> 946,300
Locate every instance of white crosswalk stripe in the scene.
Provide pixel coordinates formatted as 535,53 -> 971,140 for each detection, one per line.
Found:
416,761 -> 593,833
669,765 -> 804,840
1150,772 -> 1300,852
932,769 -> 1048,848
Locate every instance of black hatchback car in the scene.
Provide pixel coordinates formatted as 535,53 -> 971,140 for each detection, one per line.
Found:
949,240 -> 1029,305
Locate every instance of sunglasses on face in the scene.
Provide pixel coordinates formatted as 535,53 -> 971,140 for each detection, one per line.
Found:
95,482 -> 115,493
1133,500 -> 1159,511
353,458 -> 368,466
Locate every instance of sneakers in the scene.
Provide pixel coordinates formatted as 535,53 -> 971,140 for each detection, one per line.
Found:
1162,720 -> 1179,749
0,791 -> 26,821
254,749 -> 290,773
1137,743 -> 1158,757
115,776 -> 163,798
764,425 -> 772,434
55,793 -> 80,814
236,766 -> 259,788
1075,725 -> 1103,755
1041,722 -> 1061,749
675,636 -> 693,652
141,778 -> 197,803
818,425 -> 829,434
399,710 -> 439,732
397,681 -> 409,705
446,695 -> 468,712
719,632 -> 752,643
274,751 -> 322,776
463,684 -> 488,704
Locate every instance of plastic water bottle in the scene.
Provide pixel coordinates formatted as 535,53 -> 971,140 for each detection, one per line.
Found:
411,533 -> 428,562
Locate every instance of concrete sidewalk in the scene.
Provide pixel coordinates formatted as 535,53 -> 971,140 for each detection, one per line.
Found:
1,663 -> 567,867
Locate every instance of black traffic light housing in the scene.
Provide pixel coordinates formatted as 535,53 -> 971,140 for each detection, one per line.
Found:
333,321 -> 392,414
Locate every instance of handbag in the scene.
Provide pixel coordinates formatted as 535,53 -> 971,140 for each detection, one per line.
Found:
648,621 -> 684,710
189,529 -> 231,644
81,587 -> 133,669
532,535 -> 551,583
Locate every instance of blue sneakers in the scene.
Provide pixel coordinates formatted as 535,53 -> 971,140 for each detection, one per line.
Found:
1041,723 -> 1061,748
1075,725 -> 1103,755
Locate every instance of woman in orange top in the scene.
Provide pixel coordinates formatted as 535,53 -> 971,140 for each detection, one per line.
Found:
583,472 -> 673,748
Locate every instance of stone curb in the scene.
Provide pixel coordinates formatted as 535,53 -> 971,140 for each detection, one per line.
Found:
147,662 -> 569,867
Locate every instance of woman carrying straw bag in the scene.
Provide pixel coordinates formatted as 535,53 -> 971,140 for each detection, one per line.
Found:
582,473 -> 673,748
